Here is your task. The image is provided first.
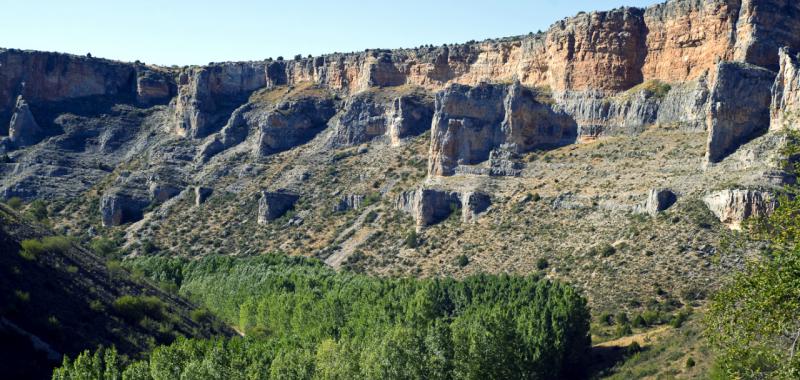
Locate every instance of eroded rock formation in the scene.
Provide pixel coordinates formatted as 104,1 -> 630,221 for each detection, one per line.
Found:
706,62 -> 776,164
7,96 -> 42,148
326,90 -> 434,147
396,188 -> 492,228
429,82 -> 576,176
703,189 -> 776,228
771,47 -> 800,130
257,191 -> 300,224
100,192 -> 149,227
644,188 -> 677,216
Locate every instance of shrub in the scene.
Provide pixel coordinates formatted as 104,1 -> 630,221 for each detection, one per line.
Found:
19,236 -> 71,260
599,312 -> 613,326
632,314 -> 646,328
364,211 -> 378,224
536,257 -> 549,270
686,357 -> 696,368
456,254 -> 469,267
27,199 -> 48,221
404,230 -> 418,248
113,295 -> 166,322
615,312 -> 629,325
190,308 -> 214,324
615,323 -> 633,337
6,197 -> 23,210
90,238 -> 120,259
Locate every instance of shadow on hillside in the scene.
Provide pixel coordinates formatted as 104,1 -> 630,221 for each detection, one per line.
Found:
587,344 -> 647,379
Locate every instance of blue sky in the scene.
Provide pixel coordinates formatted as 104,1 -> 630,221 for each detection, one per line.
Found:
1,0 -> 660,66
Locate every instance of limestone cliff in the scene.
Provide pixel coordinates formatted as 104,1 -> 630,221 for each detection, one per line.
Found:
771,48 -> 800,130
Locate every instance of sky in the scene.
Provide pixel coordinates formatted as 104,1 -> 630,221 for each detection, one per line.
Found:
1,0 -> 661,66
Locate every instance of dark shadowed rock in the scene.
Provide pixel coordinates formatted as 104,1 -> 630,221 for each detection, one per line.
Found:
706,62 -> 776,164
100,192 -> 149,227
461,191 -> 491,222
334,194 -> 365,212
194,186 -> 213,206
257,191 -> 300,224
254,98 -> 336,157
645,188 -> 677,216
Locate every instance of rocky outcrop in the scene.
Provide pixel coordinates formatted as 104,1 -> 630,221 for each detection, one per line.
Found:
7,96 -> 42,148
173,62 -> 267,138
257,191 -> 299,224
148,183 -> 181,203
733,0 -> 800,70
644,188 -> 677,216
0,49 -> 138,132
771,47 -> 800,130
706,62 -> 776,164
194,186 -> 213,206
703,189 -> 777,228
429,82 -> 576,176
135,67 -> 174,105
326,90 -> 433,147
396,188 -> 491,228
100,192 -> 149,227
334,194 -> 365,212
655,78 -> 710,130
461,191 -> 491,222
254,98 -> 336,157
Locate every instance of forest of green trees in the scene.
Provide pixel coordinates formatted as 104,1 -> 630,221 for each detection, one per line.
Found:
53,254 -> 591,379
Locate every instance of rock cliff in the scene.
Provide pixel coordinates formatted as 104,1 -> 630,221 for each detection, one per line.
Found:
703,189 -> 777,228
771,47 -> 800,130
428,82 -> 577,176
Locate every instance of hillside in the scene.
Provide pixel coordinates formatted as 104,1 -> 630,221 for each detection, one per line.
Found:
0,204 -> 231,379
2,0 -> 800,378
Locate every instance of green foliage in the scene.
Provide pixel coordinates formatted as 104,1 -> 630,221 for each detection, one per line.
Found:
5,196 -> 23,210
404,230 -> 419,248
456,254 -> 469,267
27,199 -> 48,221
112,295 -> 166,323
19,236 -> 72,260
90,237 -> 120,260
61,254 -> 592,379
536,257 -> 549,270
706,129 -> 800,378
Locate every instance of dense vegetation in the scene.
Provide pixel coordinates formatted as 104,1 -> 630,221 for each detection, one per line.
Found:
54,254 -> 591,379
707,131 -> 800,379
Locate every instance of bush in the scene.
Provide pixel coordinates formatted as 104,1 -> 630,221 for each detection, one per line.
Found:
6,197 -> 23,210
113,295 -> 166,322
686,357 -> 696,368
27,199 -> 48,221
536,257 -> 549,270
19,236 -> 71,260
404,230 -> 418,248
90,238 -> 120,259
615,323 -> 633,337
364,211 -> 378,223
632,314 -> 646,328
456,254 -> 469,267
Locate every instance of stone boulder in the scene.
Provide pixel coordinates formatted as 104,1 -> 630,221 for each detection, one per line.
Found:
194,186 -> 213,206
706,62 -> 776,164
771,47 -> 800,131
100,192 -> 149,227
429,82 -> 577,176
254,98 -> 336,157
257,191 -> 300,224
703,189 -> 777,229
644,188 -> 677,216
8,96 -> 42,148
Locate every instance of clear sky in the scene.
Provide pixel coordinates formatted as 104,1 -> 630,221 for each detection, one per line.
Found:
1,0 -> 661,66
